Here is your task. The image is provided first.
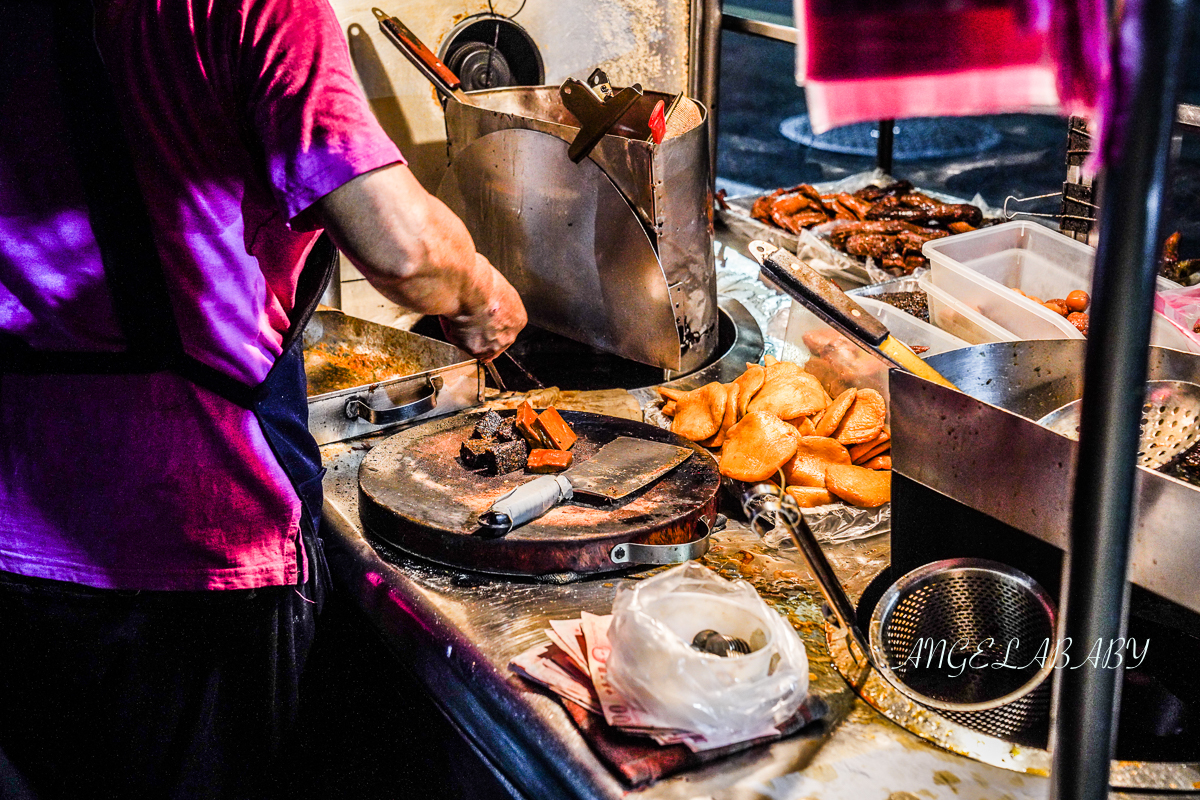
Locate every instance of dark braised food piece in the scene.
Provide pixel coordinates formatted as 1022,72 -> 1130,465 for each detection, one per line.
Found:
495,418 -> 519,442
873,291 -> 929,322
843,233 -> 896,260
460,439 -> 492,469
472,410 -> 505,440
1158,438 -> 1200,487
482,439 -> 530,475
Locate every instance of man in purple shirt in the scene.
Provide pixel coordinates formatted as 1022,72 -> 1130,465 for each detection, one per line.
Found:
0,1 -> 525,796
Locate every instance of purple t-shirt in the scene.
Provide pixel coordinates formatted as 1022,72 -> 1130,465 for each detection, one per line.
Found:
0,0 -> 403,589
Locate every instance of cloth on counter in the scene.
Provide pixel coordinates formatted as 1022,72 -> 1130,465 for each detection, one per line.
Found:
563,694 -> 829,788
796,0 -> 1108,135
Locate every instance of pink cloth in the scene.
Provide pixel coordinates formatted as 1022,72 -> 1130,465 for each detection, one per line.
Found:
0,0 -> 403,589
797,0 -> 1109,134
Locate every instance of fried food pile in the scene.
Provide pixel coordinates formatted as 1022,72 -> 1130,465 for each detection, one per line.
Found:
749,180 -> 984,276
460,402 -> 577,475
659,356 -> 891,508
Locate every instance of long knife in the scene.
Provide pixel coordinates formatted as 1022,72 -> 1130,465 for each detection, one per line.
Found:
748,240 -> 957,390
478,437 -> 693,536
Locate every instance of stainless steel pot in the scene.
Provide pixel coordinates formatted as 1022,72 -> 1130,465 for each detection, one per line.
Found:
892,340 -> 1200,618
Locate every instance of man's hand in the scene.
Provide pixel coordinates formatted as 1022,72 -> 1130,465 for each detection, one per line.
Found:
311,164 -> 527,360
439,254 -> 526,362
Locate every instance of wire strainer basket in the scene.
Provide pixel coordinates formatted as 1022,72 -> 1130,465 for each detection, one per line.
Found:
1038,379 -> 1200,469
740,484 -> 1058,745
869,559 -> 1057,742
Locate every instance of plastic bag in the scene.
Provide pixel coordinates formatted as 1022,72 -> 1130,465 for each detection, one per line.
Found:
605,562 -> 809,741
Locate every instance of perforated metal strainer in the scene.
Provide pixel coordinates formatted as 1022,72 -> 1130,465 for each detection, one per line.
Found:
868,559 -> 1057,741
742,485 -> 1057,744
1038,380 -> 1200,469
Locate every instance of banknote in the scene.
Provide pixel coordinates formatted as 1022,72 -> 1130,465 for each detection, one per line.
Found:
547,618 -> 589,673
509,641 -> 601,714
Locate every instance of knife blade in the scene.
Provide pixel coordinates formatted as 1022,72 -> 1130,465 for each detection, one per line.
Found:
478,437 -> 693,536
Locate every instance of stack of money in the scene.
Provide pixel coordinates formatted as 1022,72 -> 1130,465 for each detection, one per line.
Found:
508,612 -> 782,752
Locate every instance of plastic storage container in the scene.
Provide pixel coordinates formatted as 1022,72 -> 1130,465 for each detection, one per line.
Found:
923,221 -> 1084,339
918,274 -> 1018,344
850,296 -> 970,356
922,220 -> 1190,346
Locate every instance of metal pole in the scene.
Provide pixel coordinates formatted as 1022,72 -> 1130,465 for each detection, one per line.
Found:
690,0 -> 723,182
876,119 -> 894,175
1051,1 -> 1193,798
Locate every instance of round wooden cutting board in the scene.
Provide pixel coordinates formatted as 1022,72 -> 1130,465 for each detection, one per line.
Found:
358,409 -> 721,577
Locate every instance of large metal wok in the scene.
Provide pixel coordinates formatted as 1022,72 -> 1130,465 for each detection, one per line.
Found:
376,10 -> 718,374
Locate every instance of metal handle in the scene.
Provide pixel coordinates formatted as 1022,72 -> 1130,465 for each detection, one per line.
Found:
344,376 -> 442,425
373,8 -> 462,99
608,516 -> 714,565
741,484 -> 871,662
750,240 -> 890,347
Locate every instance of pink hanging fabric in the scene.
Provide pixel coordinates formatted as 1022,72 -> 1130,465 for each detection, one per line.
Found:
797,0 -> 1109,135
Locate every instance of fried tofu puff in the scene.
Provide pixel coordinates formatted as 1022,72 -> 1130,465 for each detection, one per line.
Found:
719,411 -> 800,482
670,382 -> 727,442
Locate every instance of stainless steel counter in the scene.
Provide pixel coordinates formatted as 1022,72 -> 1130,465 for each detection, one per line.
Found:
318,245 -> 1063,800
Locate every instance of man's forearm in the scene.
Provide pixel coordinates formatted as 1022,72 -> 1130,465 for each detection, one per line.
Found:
313,163 -> 493,318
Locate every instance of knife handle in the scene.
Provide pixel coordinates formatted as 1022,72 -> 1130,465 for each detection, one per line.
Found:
478,475 -> 574,537
758,243 -> 889,346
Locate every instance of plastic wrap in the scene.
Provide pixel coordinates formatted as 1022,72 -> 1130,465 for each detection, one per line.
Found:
605,562 -> 810,741
1155,285 -> 1200,350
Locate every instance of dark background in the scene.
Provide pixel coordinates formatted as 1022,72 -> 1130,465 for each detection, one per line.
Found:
716,1 -> 1200,259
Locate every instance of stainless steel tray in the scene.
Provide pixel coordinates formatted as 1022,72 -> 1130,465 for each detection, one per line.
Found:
303,310 -> 482,445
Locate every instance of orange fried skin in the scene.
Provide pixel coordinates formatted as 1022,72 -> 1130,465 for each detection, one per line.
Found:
733,363 -> 765,418
814,388 -> 857,438
782,435 -> 852,488
834,388 -> 887,445
785,485 -> 836,508
670,382 -> 727,442
719,411 -> 800,482
748,369 -> 829,420
824,463 -> 891,507
701,383 -> 741,448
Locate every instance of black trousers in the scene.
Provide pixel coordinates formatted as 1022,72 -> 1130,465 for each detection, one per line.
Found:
0,570 -> 319,800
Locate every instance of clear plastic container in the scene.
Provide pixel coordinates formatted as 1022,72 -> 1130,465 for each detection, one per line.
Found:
850,296 -> 970,356
918,274 -> 1018,344
923,221 -> 1084,340
923,220 -> 1184,342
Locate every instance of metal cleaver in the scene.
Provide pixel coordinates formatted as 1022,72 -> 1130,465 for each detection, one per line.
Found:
478,437 -> 693,536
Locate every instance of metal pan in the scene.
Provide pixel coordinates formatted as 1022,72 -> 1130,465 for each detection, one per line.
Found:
303,310 -> 482,445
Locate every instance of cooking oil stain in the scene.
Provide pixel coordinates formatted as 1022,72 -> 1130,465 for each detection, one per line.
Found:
806,764 -> 838,783
932,771 -> 961,793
